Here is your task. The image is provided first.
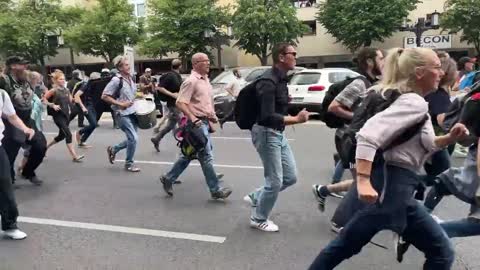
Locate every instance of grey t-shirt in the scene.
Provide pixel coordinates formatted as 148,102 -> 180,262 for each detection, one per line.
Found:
334,78 -> 369,110
102,75 -> 136,116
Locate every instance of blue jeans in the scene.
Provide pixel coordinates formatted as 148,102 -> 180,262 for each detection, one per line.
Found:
112,114 -> 138,167
79,104 -> 97,143
309,163 -> 454,270
332,160 -> 345,184
164,120 -> 220,193
441,219 -> 480,238
250,125 -> 297,222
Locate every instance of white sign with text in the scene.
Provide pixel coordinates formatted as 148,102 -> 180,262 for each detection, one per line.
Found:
404,35 -> 452,49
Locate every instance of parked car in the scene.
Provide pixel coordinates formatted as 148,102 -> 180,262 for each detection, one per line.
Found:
213,66 -> 304,121
287,68 -> 360,114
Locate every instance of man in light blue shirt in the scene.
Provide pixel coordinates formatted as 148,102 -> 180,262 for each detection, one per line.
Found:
102,55 -> 140,172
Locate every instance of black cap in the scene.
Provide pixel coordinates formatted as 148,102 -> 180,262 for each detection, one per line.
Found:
5,56 -> 29,66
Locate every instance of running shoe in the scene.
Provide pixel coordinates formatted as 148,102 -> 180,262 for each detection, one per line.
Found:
3,229 -> 27,240
330,222 -> 343,233
159,176 -> 173,196
394,234 -> 410,263
312,184 -> 327,212
211,187 -> 233,200
250,218 -> 279,232
243,193 -> 257,207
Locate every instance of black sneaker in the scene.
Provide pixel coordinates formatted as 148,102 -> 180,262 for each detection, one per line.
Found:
160,176 -> 173,196
312,184 -> 327,212
107,146 -> 115,164
330,222 -> 343,233
151,138 -> 160,152
211,187 -> 232,200
395,235 -> 410,263
27,175 -> 43,186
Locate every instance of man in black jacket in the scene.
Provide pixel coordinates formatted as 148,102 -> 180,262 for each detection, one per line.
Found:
0,56 -> 46,185
243,43 -> 310,232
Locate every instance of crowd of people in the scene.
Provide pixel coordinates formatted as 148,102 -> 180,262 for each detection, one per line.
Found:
0,42 -> 479,270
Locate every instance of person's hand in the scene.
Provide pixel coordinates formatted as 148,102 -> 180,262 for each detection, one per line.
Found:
209,115 -> 219,124
82,107 -> 88,114
52,104 -> 61,111
295,108 -> 310,123
171,92 -> 179,99
357,176 -> 378,204
24,128 -> 35,141
118,101 -> 134,110
192,117 -> 202,127
449,123 -> 469,141
209,121 -> 216,133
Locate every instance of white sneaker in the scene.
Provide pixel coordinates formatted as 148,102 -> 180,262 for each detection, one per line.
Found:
3,229 -> 27,240
250,219 -> 279,232
243,193 -> 256,207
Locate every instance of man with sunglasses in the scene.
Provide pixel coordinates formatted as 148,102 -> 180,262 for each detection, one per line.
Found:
243,43 -> 310,232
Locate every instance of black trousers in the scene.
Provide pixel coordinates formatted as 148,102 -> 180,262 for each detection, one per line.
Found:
53,112 -> 73,144
69,104 -> 85,126
2,120 -> 47,182
0,146 -> 19,230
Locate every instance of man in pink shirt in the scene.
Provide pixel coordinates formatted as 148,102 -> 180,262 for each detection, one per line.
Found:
159,53 -> 232,200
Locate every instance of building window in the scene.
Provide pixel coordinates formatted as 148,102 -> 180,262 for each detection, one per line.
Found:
292,0 -> 317,8
302,21 -> 317,36
136,3 -> 145,17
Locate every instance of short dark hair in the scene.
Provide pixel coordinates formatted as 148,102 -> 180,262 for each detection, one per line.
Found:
355,47 -> 380,73
272,43 -> 293,64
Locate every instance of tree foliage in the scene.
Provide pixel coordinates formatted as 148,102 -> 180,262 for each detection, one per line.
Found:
141,0 -> 231,63
442,0 -> 480,55
317,0 -> 419,51
0,0 -> 75,67
64,0 -> 140,64
232,0 -> 307,65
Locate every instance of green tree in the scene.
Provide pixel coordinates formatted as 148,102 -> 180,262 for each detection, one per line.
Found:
317,0 -> 419,52
64,0 -> 140,65
442,0 -> 480,55
141,0 -> 231,66
0,0 -> 74,68
232,0 -> 307,65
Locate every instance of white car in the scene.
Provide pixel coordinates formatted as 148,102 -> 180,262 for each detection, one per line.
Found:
288,68 -> 360,114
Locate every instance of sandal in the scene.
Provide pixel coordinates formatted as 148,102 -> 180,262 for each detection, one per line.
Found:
107,146 -> 115,164
73,155 -> 85,163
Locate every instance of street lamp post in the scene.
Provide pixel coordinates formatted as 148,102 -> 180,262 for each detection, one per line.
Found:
399,11 -> 441,48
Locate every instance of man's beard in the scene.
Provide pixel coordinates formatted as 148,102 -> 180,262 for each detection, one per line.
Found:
12,69 -> 27,82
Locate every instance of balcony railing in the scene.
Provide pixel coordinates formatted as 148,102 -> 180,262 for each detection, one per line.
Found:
291,0 -> 318,8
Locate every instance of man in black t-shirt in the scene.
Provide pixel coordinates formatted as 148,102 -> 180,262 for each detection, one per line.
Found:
151,59 -> 183,152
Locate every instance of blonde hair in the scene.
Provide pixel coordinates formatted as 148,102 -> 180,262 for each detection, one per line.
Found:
379,47 -> 438,95
113,55 -> 128,69
50,69 -> 65,85
439,57 -> 457,90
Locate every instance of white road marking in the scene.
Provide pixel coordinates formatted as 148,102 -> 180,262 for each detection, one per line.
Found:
116,160 -> 263,170
18,216 -> 226,243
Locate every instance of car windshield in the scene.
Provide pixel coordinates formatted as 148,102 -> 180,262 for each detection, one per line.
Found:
328,72 -> 358,84
211,68 -> 251,84
245,68 -> 269,82
289,73 -> 321,85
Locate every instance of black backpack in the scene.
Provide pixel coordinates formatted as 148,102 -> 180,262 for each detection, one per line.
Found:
442,87 -> 480,146
335,89 -> 428,168
321,76 -> 371,128
234,78 -> 275,130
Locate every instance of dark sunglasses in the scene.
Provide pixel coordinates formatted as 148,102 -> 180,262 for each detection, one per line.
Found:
283,52 -> 297,57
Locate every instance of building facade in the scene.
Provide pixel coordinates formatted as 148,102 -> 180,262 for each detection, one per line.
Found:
47,0 -> 475,75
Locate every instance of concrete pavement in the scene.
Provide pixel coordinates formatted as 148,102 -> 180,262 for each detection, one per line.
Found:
0,119 -> 476,269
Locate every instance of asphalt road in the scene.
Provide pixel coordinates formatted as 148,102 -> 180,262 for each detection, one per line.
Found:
0,118 -> 477,270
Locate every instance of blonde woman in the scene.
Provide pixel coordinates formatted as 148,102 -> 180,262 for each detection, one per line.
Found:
43,70 -> 84,162
308,48 -> 469,269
